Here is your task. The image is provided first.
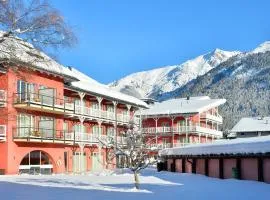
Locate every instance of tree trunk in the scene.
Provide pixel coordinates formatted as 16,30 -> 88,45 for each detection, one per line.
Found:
133,171 -> 139,189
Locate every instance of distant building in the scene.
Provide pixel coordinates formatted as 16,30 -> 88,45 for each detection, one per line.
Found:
139,96 -> 226,153
229,117 -> 270,138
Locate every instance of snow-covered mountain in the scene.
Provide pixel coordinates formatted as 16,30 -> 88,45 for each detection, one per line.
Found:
252,41 -> 270,54
109,41 -> 270,129
109,49 -> 240,99
169,41 -> 270,129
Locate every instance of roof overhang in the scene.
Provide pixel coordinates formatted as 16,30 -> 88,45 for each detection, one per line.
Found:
64,84 -> 148,109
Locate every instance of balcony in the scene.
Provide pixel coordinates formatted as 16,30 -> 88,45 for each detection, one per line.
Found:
146,143 -> 172,150
0,90 -> 6,107
13,92 -> 73,114
74,105 -> 116,121
73,105 -> 132,124
13,127 -> 127,146
117,113 -> 130,123
0,125 -> 6,142
201,113 -> 223,123
142,126 -> 223,137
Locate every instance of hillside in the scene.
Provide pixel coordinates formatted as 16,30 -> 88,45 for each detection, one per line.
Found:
109,49 -> 239,99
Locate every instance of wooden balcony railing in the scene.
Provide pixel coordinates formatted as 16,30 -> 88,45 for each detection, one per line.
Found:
142,126 -> 223,137
201,113 -> 223,123
13,92 -> 137,124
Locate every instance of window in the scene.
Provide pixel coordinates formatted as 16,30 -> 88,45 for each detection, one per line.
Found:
19,151 -> 53,174
107,105 -> 114,112
107,127 -> 114,136
75,99 -> 85,107
73,124 -> 87,133
39,117 -> 54,137
17,114 -> 55,138
92,102 -> 99,109
38,86 -> 55,105
63,122 -> 68,133
93,125 -> 102,135
177,120 -> 186,127
17,80 -> 35,101
17,114 -> 34,137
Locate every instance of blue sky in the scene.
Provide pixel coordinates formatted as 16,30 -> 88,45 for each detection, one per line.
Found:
52,0 -> 270,84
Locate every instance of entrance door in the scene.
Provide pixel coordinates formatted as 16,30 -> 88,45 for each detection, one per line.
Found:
19,151 -> 53,175
72,152 -> 86,173
92,152 -> 103,171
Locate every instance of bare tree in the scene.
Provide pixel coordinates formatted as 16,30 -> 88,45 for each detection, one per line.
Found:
0,0 -> 77,51
100,122 -> 156,190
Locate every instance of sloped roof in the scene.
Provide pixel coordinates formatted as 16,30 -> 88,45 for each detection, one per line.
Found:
140,96 -> 226,116
0,31 -> 76,81
69,78 -> 149,108
231,117 -> 270,133
159,135 -> 270,156
0,31 -> 148,108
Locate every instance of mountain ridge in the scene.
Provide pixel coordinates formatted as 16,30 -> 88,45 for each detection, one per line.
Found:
109,48 -> 240,99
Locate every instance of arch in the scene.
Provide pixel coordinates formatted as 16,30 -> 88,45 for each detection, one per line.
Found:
19,150 -> 55,175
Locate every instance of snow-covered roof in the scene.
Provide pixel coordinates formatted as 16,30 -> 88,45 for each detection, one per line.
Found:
231,117 -> 270,133
0,31 -> 148,108
0,31 -> 76,81
70,80 -> 148,108
159,136 -> 270,156
65,68 -> 149,108
140,96 -> 226,116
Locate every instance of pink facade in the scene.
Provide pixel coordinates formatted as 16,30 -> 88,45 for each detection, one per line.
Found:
175,159 -> 182,172
0,66 -> 144,174
142,106 -> 222,155
223,159 -> 236,179
263,159 -> 270,183
208,159 -> 219,178
196,159 -> 205,175
164,156 -> 270,184
241,158 -> 258,181
185,159 -> 192,173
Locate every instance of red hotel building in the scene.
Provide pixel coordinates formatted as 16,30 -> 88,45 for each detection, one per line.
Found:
140,96 -> 226,155
0,33 -> 148,174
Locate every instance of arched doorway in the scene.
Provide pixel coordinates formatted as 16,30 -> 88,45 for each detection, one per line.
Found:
19,150 -> 54,174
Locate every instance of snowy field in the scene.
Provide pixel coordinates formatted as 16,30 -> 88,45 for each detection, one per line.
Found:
0,169 -> 269,200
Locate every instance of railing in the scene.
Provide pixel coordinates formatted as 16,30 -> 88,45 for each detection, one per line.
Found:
0,90 -> 6,107
13,92 -> 74,112
146,143 -> 172,150
117,113 -> 130,123
74,105 -> 132,123
13,127 -> 65,141
142,126 -> 223,137
0,125 -> 6,142
13,92 -> 134,124
201,113 -> 223,123
13,127 -> 128,145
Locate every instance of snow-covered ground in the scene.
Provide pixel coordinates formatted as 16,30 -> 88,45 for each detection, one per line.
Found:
0,169 -> 269,200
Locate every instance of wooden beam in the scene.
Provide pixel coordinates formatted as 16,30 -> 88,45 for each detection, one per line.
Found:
182,158 -> 186,173
258,157 -> 264,182
205,158 -> 209,176
219,158 -> 224,179
171,159 -> 176,172
192,158 -> 197,174
236,158 -> 241,180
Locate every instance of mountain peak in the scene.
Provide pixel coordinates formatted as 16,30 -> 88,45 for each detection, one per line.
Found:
252,41 -> 270,53
203,48 -> 240,62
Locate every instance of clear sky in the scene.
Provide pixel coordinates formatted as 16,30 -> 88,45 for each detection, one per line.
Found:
52,0 -> 270,84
